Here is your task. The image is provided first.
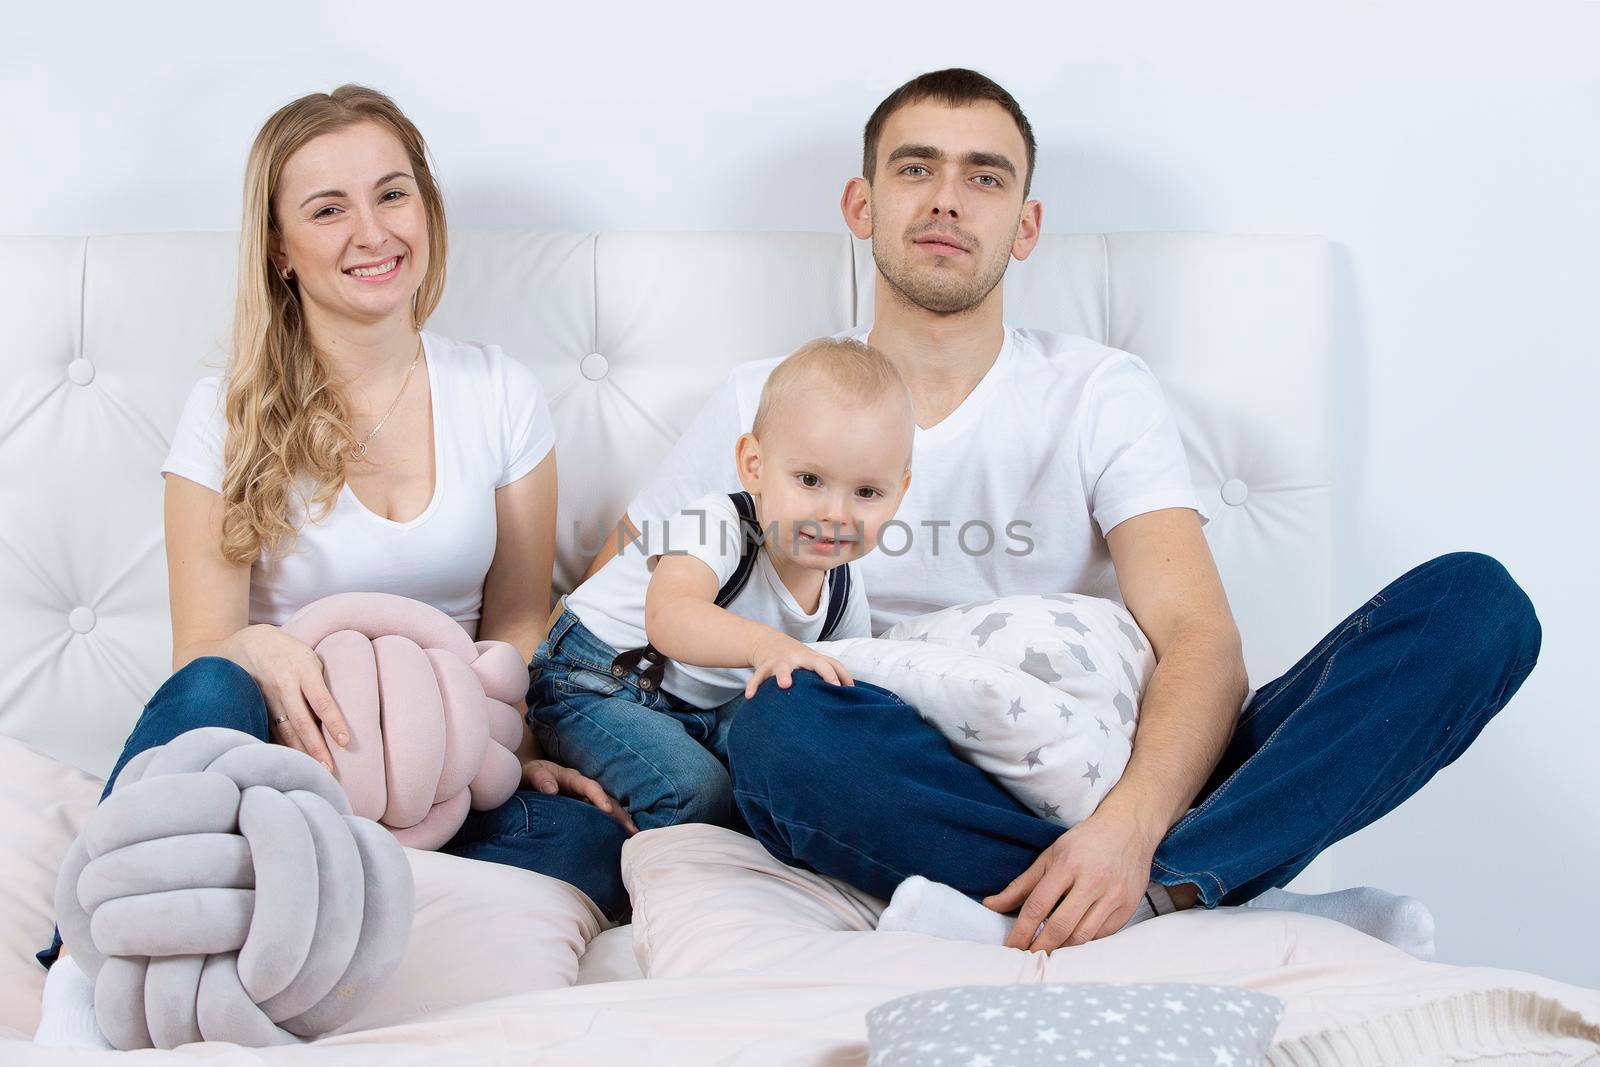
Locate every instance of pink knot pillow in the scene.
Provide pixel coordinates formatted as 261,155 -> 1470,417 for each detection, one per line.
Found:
281,592 -> 527,849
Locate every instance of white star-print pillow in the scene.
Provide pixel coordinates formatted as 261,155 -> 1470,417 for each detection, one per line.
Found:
813,594 -> 1156,827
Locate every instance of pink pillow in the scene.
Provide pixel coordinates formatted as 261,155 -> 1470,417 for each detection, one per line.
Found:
282,593 -> 526,849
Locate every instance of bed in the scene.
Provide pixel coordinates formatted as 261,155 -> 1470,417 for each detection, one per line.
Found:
1,230 -> 1594,1063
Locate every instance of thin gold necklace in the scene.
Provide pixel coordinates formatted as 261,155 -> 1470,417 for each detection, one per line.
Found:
351,338 -> 422,461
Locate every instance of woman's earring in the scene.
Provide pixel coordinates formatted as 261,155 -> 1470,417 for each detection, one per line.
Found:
279,265 -> 294,281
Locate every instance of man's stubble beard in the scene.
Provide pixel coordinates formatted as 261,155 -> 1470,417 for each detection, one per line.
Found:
872,213 -> 1018,316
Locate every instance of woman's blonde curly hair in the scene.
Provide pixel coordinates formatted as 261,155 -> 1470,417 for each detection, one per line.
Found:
221,84 -> 448,564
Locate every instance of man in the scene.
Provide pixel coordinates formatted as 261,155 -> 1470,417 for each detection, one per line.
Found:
583,69 -> 1540,956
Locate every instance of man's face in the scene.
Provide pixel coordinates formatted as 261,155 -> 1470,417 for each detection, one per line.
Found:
865,100 -> 1031,315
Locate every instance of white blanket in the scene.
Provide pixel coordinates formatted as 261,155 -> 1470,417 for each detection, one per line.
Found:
4,736 -> 1597,1064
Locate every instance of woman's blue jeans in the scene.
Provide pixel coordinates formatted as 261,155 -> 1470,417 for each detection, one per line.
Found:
727,552 -> 1543,908
40,655 -> 630,968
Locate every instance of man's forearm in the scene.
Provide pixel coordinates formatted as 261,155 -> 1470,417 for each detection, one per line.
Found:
1095,623 -> 1249,845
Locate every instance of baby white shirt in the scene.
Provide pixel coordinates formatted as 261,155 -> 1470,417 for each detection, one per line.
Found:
565,490 -> 871,709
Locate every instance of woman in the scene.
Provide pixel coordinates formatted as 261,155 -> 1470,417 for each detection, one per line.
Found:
36,85 -> 633,1046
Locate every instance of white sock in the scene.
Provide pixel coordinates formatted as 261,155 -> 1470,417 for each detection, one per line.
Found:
1243,886 -> 1436,960
879,876 -> 1012,943
32,956 -> 112,1049
877,875 -> 1177,947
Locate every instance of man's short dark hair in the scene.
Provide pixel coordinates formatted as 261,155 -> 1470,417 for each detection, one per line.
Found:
862,68 -> 1038,196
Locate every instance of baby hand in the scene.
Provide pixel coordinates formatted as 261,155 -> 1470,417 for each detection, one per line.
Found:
746,633 -> 855,698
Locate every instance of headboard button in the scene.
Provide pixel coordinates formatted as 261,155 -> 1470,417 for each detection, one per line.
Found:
580,353 -> 609,381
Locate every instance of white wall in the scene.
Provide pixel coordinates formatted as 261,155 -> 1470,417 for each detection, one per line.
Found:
5,1 -> 1597,985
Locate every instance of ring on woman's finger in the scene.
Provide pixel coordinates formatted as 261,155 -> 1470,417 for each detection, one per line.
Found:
273,715 -> 291,725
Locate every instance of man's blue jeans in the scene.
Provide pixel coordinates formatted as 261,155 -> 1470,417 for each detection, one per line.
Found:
728,552 -> 1542,908
40,654 -> 630,968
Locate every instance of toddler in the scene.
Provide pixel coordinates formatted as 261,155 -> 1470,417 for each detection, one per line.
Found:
528,337 -> 915,830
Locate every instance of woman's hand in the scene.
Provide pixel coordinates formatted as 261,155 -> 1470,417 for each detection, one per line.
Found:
227,624 -> 351,770
522,759 -> 639,835
745,632 -> 854,698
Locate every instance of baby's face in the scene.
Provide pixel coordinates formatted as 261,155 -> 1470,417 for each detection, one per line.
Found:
739,393 -> 913,573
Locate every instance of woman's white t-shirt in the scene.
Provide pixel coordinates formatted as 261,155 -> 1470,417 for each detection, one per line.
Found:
626,326 -> 1211,637
160,330 -> 555,633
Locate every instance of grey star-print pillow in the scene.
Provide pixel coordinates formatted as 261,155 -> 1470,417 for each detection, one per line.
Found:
811,633 -> 1129,825
813,594 -> 1158,827
883,595 -> 1155,722
866,982 -> 1283,1066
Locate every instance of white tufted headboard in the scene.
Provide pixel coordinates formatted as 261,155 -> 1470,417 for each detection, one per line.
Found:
0,231 -> 1331,782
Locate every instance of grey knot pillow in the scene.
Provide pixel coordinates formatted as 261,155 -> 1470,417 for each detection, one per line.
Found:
54,727 -> 415,1049
866,982 -> 1284,1066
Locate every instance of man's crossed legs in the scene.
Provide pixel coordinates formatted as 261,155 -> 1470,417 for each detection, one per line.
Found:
727,551 -> 1541,956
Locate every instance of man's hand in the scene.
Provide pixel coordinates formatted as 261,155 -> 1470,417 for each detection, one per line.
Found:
982,807 -> 1162,952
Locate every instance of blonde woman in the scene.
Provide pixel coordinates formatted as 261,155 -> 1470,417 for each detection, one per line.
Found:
35,85 -> 632,1047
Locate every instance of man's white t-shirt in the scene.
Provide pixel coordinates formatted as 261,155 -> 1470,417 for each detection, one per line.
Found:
161,330 -> 555,633
566,490 -> 871,709
626,326 -> 1211,637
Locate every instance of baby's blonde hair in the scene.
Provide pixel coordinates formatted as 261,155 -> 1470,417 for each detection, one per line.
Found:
751,337 -> 913,441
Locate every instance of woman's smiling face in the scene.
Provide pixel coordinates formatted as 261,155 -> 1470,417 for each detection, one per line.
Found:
271,121 -> 430,330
